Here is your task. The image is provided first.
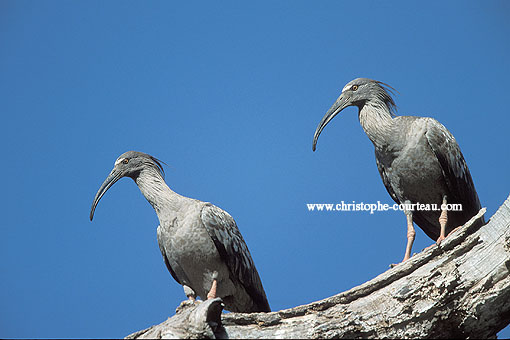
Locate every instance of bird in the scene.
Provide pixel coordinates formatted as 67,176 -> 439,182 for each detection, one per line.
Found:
312,78 -> 484,264
90,151 -> 270,313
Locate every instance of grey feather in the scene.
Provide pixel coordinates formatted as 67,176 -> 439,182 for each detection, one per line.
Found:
313,78 -> 484,244
201,204 -> 270,312
90,151 -> 270,313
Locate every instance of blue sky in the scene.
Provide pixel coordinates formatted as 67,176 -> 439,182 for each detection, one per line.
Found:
1,1 -> 509,338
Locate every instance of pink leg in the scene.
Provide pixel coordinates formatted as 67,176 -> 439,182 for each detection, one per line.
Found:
207,279 -> 218,299
403,210 -> 416,262
436,196 -> 448,245
391,208 -> 416,267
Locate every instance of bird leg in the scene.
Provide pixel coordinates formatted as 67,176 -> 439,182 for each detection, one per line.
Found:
403,208 -> 416,262
183,285 -> 196,300
437,196 -> 448,245
391,206 -> 416,267
177,286 -> 197,310
207,278 -> 218,299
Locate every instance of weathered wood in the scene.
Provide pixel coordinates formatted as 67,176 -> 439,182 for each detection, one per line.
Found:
127,194 -> 510,339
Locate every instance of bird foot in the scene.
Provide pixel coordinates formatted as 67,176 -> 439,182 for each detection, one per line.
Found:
176,298 -> 200,313
424,243 -> 436,250
390,252 -> 418,268
390,260 -> 407,268
447,225 -> 463,237
435,226 -> 461,246
436,235 -> 446,246
390,261 -> 407,268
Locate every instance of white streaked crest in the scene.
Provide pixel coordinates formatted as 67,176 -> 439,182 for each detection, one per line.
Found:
342,83 -> 352,93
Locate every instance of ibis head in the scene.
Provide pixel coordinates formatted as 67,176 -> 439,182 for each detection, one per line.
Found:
312,78 -> 396,151
89,151 -> 165,221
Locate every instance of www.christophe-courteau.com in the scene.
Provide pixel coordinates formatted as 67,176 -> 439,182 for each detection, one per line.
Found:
306,201 -> 463,214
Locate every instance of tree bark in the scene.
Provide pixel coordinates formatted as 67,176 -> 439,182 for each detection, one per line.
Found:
127,194 -> 510,339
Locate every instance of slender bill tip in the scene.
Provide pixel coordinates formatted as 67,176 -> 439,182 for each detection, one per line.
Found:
90,197 -> 100,221
311,93 -> 349,153
89,169 -> 123,223
312,120 -> 325,152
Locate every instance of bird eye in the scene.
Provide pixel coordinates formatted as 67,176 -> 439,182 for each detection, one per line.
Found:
352,85 -> 359,91
122,158 -> 129,164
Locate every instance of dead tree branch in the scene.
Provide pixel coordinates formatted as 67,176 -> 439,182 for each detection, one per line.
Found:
127,194 -> 510,339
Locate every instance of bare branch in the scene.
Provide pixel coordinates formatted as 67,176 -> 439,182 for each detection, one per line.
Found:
127,194 -> 510,339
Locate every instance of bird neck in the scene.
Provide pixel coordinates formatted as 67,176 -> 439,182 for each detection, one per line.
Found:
134,168 -> 185,225
358,101 -> 394,149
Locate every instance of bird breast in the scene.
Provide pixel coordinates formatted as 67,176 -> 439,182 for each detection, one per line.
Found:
378,121 -> 446,204
158,205 -> 235,300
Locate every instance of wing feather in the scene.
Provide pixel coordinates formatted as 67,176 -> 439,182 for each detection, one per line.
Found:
201,204 -> 270,312
424,118 -> 482,215
157,225 -> 182,285
375,152 -> 399,204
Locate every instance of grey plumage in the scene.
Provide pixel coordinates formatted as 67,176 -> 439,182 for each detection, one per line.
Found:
313,78 -> 484,261
90,151 -> 270,313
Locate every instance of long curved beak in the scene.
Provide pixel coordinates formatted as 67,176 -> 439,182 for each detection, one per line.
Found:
312,93 -> 350,151
90,168 -> 123,221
